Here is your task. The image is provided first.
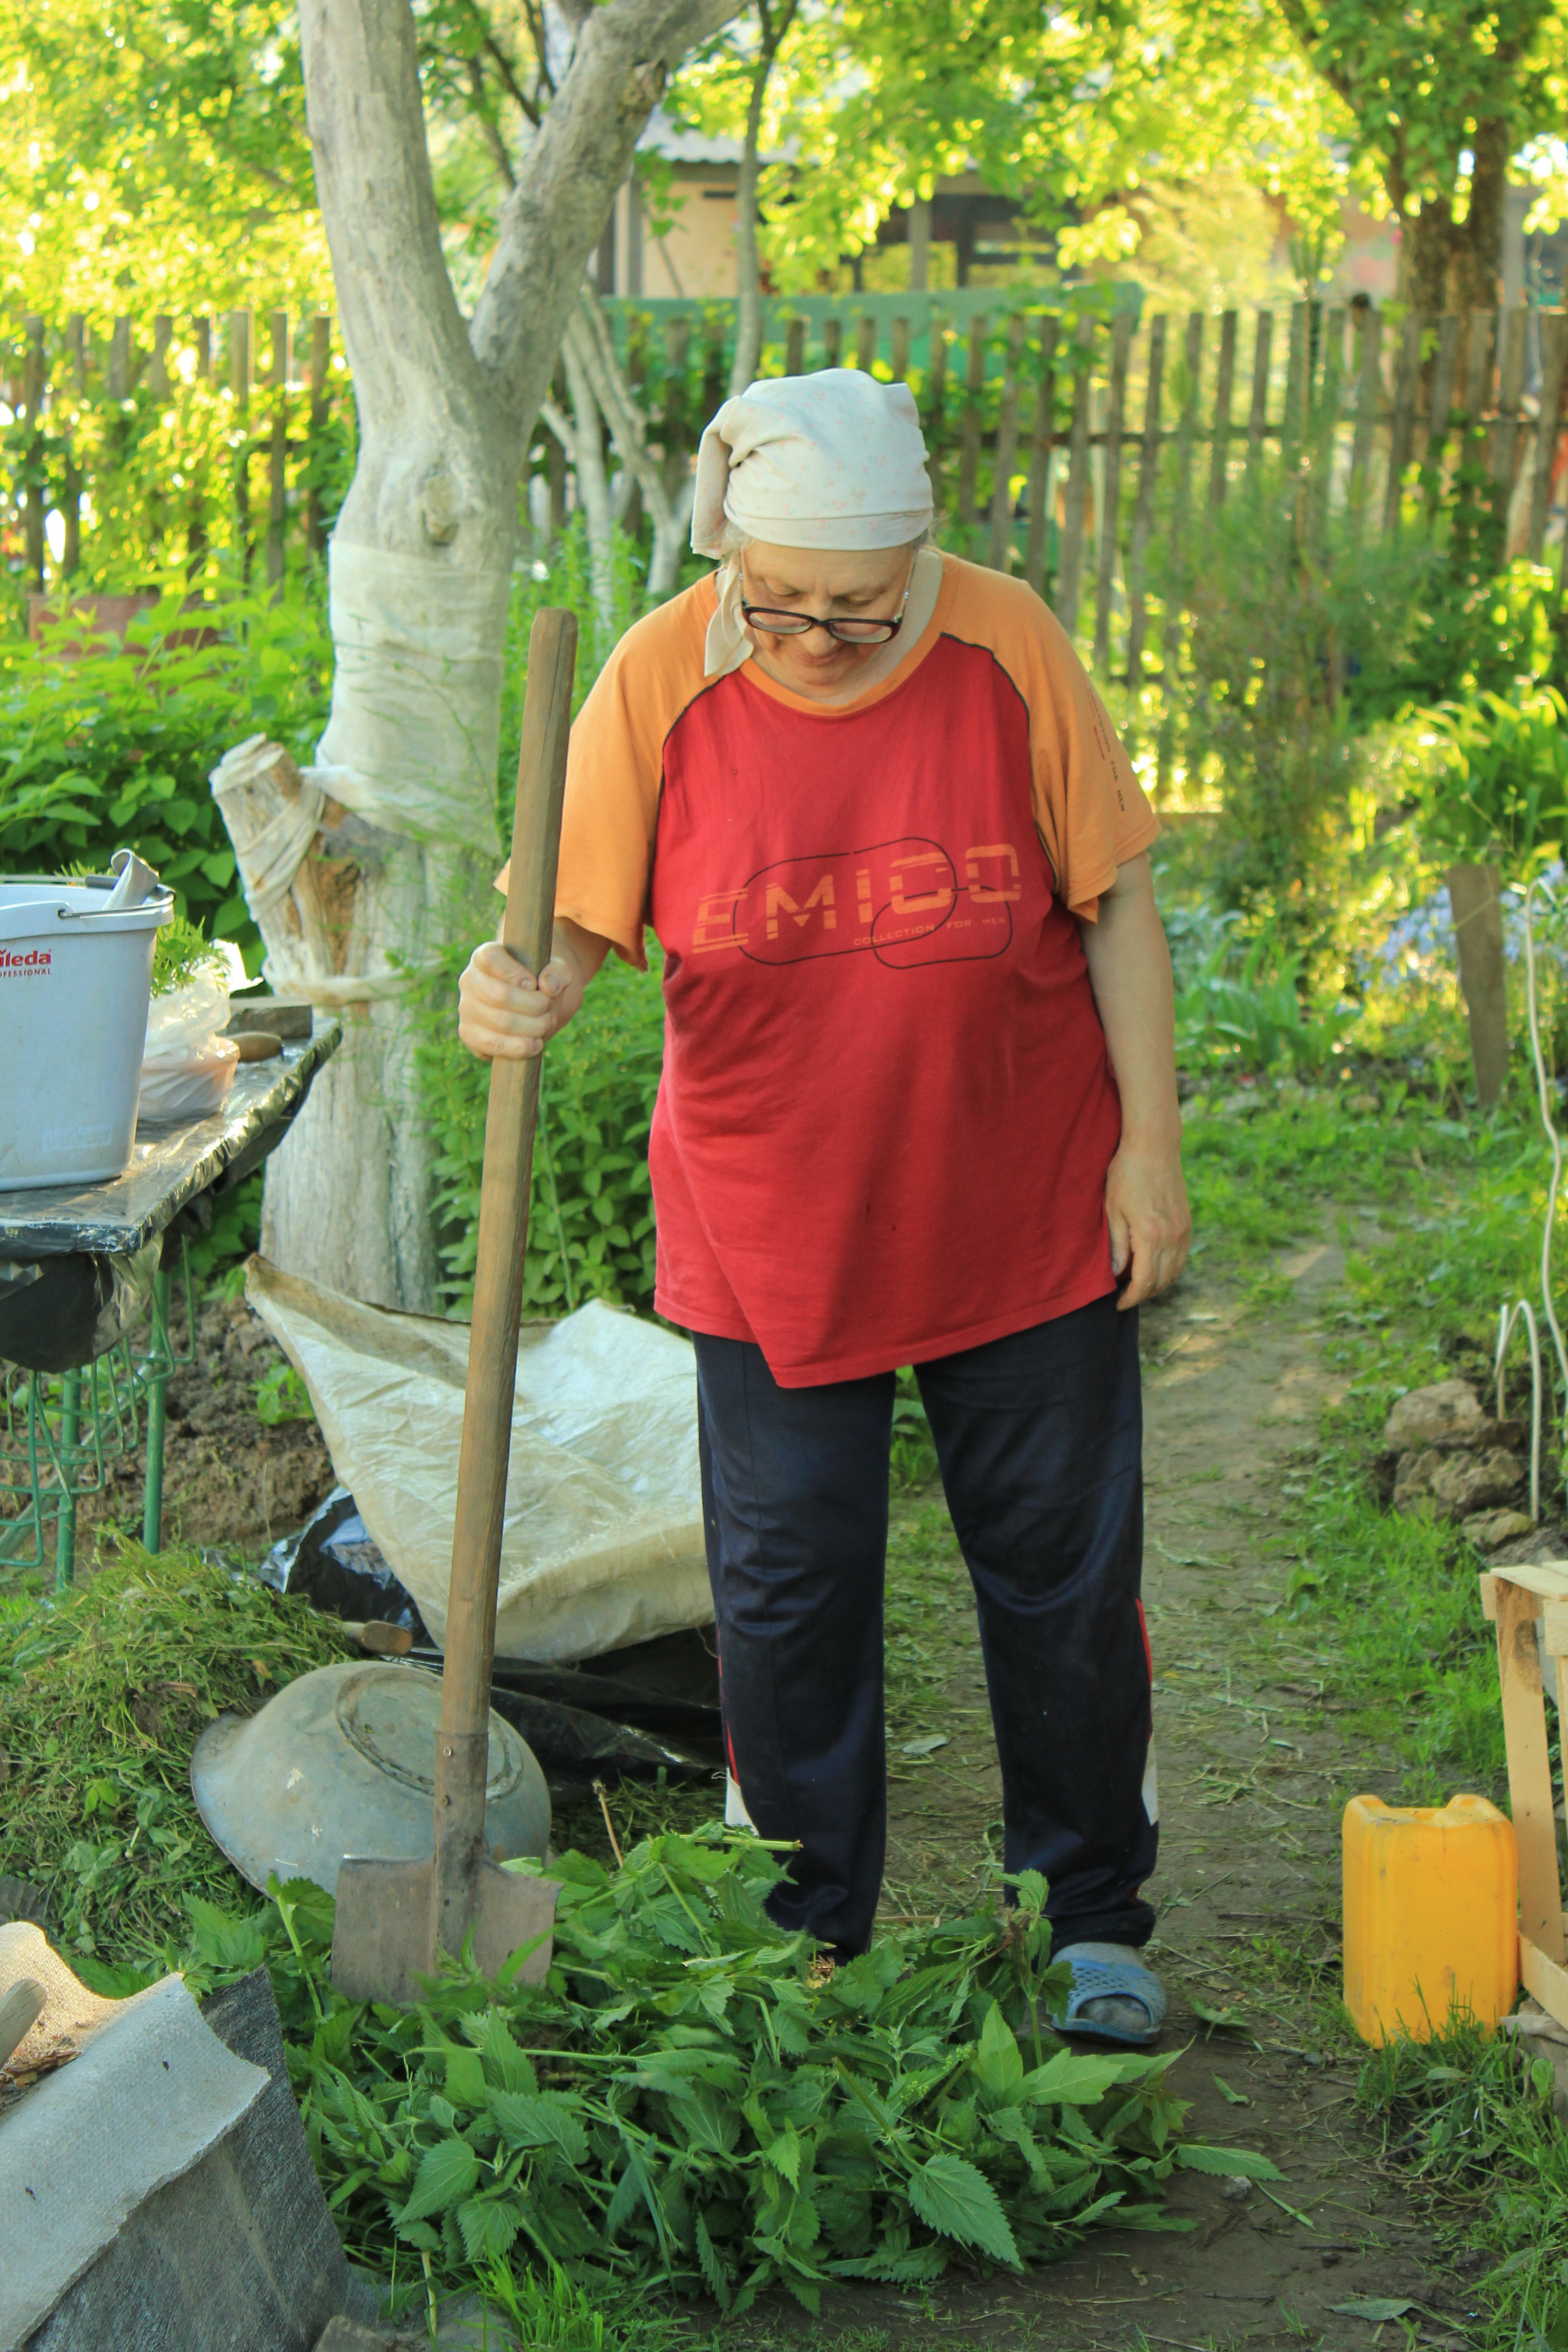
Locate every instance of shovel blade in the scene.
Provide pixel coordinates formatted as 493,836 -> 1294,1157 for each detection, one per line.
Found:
331,1857 -> 559,2005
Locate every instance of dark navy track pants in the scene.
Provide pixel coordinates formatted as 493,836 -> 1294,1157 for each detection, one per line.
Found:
694,1295 -> 1157,1959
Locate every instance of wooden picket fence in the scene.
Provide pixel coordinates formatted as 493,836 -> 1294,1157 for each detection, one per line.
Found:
0,307 -> 348,597
5,297 -> 1565,673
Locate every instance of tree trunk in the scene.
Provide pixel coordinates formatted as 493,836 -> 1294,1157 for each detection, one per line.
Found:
1447,861 -> 1509,1109
245,0 -> 739,1311
1395,115 -> 1508,316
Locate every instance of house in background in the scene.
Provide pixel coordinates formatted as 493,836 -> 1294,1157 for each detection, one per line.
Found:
594,121 -> 1049,299
594,121 -> 1559,310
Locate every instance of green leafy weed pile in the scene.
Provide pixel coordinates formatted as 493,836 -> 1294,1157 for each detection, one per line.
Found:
242,1837 -> 1275,2318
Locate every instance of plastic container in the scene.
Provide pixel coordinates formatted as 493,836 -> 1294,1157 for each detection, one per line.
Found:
0,872 -> 173,1191
1343,1793 -> 1519,2044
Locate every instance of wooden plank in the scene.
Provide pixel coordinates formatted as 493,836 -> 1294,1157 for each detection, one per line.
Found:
1346,306 -> 1383,536
1422,311 -> 1461,514
986,314 -> 1028,571
1381,309 -> 1423,535
1159,313 -> 1203,675
1053,318 -> 1095,632
1461,306 -> 1495,432
1093,309 -> 1134,668
1308,306 -> 1346,547
62,314 -> 84,578
267,309 -> 289,591
306,316 -> 331,559
855,312 -> 877,374
189,316 -> 212,573
108,315 -> 134,402
230,309 -> 252,576
1543,1601 -> 1568,1655
1281,301 -> 1308,457
785,315 -> 806,377
1245,308 -> 1272,478
890,316 -> 910,383
146,314 -> 173,398
1495,1577 -> 1567,1966
956,313 -> 988,529
1479,1571 -> 1499,1622
22,316 -> 44,591
1527,311 -> 1568,560
1492,304 -> 1528,508
1494,1561 -> 1568,1602
1125,312 -> 1166,689
1521,1933 -> 1568,2034
822,315 -> 842,369
1207,309 -> 1237,510
659,315 -> 690,518
924,320 -> 949,518
1022,316 -> 1058,598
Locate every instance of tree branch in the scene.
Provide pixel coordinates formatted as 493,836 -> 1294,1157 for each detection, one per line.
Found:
481,24 -> 542,127
467,55 -> 519,186
470,0 -> 743,429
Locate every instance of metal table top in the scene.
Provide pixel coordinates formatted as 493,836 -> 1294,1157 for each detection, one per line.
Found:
0,1021 -> 342,1260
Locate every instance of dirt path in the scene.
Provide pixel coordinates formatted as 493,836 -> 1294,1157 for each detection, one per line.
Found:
774,1228 -> 1483,2351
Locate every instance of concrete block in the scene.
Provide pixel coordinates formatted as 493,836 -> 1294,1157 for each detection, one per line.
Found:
22,1968 -> 359,2352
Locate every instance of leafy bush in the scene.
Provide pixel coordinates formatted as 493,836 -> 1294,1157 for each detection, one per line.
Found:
0,581 -> 334,963
1176,937 -> 1357,1075
1409,681 -> 1568,876
413,931 -> 664,1319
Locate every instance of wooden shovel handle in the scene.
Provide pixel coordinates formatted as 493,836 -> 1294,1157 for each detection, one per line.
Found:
437,610 -> 577,1833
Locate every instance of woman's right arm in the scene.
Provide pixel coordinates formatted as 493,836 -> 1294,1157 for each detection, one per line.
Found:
456,916 -> 612,1062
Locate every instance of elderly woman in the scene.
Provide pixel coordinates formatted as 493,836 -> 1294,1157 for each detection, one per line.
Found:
460,369 -> 1190,2045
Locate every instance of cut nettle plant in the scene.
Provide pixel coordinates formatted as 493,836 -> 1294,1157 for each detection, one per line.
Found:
214,1834 -> 1280,2319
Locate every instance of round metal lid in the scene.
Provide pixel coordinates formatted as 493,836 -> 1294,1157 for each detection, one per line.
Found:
334,1665 -> 529,1798
189,1661 -> 550,1900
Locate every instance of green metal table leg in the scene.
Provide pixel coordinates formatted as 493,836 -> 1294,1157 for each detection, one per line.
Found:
54,1367 -> 80,1592
142,1267 -> 172,1554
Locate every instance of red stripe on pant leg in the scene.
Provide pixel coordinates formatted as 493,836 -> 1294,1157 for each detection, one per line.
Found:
1136,1597 -> 1153,1681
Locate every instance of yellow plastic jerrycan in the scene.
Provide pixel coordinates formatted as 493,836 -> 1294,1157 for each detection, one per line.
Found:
1343,1794 -> 1519,2045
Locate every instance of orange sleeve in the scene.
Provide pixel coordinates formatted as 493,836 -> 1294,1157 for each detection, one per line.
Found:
944,562 -> 1159,919
494,578 -> 716,969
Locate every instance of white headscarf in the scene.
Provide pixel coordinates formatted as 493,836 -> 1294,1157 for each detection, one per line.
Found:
692,368 -> 936,681
691,369 -> 933,556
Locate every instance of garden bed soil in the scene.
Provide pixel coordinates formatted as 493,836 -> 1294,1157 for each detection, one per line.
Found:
75,1293 -> 336,1559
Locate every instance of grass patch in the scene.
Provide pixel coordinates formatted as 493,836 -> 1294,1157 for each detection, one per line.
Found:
1359,2025 -> 1568,2349
1202,1074 -> 1565,2346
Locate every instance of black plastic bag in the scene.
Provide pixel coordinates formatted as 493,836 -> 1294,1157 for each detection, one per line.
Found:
261,1487 -> 431,1643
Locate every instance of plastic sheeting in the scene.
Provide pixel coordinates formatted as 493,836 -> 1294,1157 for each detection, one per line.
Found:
245,1258 -> 713,1663
309,539 -> 510,855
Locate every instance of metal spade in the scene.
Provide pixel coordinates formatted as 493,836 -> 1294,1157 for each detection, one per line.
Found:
330,608 -> 578,2003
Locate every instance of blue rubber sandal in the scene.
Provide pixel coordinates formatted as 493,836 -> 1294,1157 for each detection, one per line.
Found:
1048,1941 -> 1167,2048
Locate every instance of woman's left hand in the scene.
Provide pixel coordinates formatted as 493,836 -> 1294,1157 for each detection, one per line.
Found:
1105,1136 -> 1191,1310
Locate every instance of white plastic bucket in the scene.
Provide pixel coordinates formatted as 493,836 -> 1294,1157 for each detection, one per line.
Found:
0,873 -> 174,1191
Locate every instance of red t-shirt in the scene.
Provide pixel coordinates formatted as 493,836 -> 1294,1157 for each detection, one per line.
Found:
505,556 -> 1159,1387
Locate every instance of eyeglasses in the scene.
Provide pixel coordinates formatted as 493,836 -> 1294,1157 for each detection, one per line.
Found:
740,565 -> 914,647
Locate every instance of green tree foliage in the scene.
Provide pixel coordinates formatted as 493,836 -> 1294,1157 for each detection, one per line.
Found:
669,0 -> 1348,290
1274,0 -> 1568,310
0,0 -> 329,312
